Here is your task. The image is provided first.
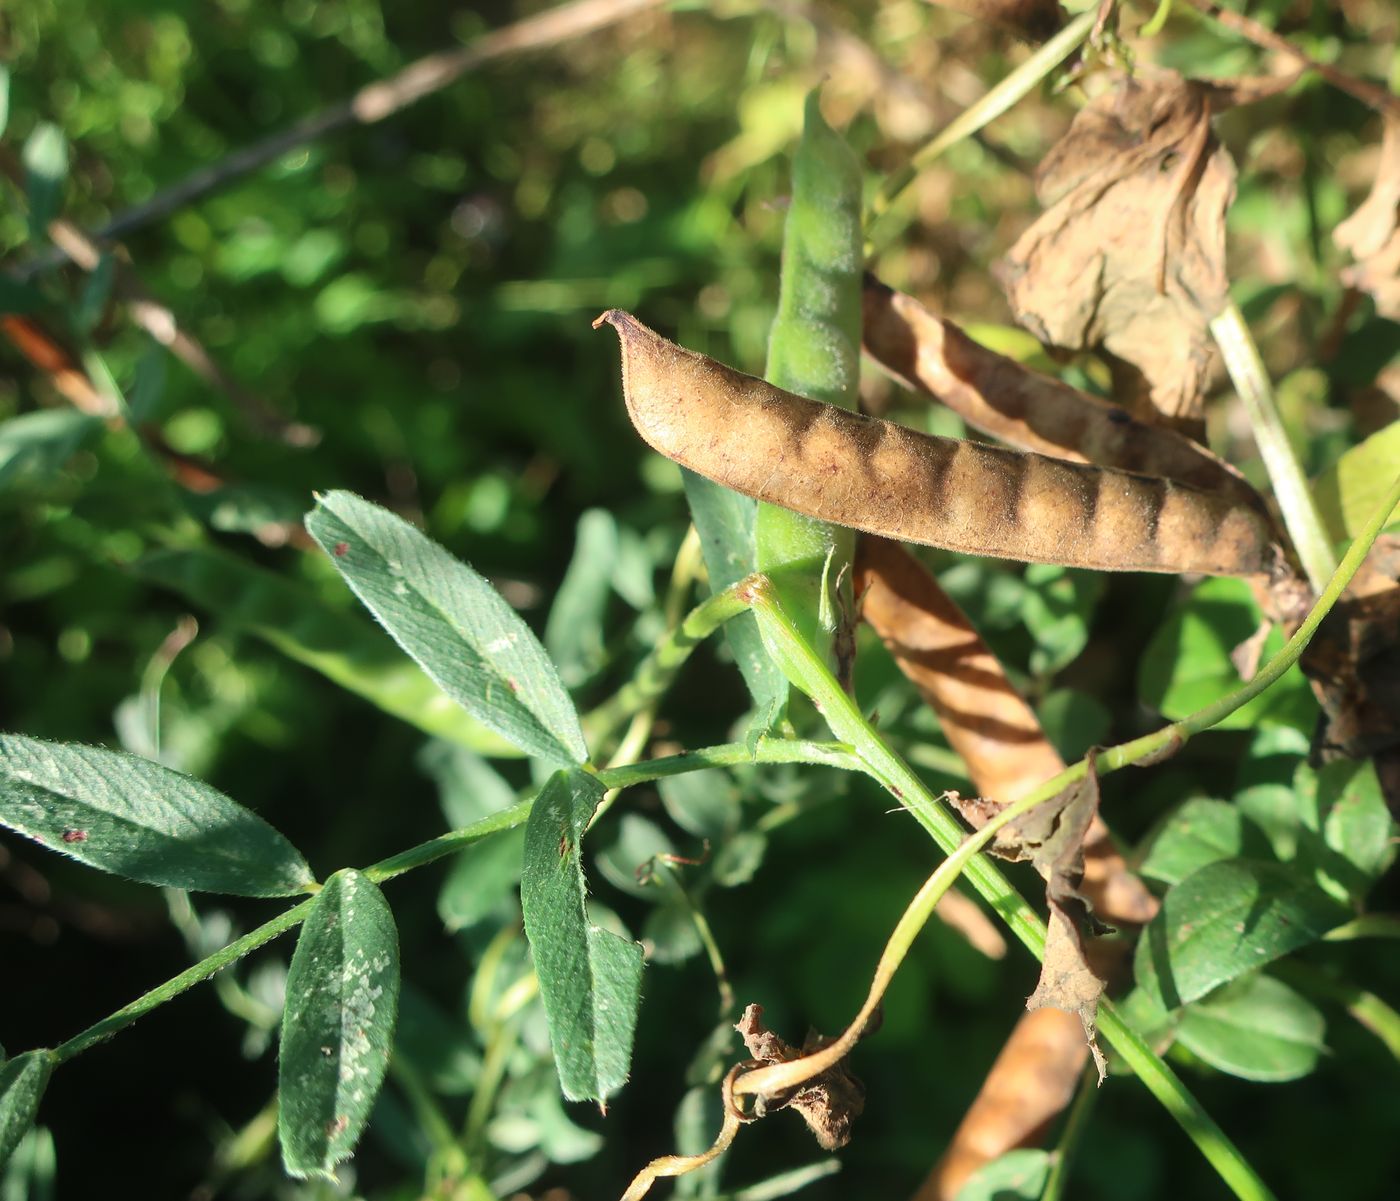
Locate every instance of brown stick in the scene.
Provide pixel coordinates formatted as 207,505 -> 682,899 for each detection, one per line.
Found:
19,0 -> 665,272
1178,0 -> 1400,120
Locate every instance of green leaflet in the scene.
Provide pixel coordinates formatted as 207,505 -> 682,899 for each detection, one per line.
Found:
520,769 -> 643,1103
753,86 -> 863,692
1176,973 -> 1326,1084
307,491 -> 588,766
681,470 -> 787,724
137,545 -> 524,757
1135,859 -> 1345,1010
279,870 -> 401,1178
0,734 -> 313,897
0,1052 -> 53,1174
0,411 -> 101,492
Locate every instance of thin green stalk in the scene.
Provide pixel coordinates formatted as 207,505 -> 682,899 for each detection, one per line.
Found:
655,861 -> 735,1018
1274,961 -> 1400,1063
1097,1003 -> 1277,1201
53,897 -> 315,1063
864,7 -> 1096,259
1041,1066 -> 1098,1201
365,797 -> 536,883
595,737 -> 860,791
1323,914 -> 1400,942
583,580 -> 754,746
1211,300 -> 1338,591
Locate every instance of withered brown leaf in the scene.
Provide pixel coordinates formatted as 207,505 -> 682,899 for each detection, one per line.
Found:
1335,116 -> 1400,321
950,761 -> 1109,1080
1000,72 -> 1240,430
734,1004 -> 866,1151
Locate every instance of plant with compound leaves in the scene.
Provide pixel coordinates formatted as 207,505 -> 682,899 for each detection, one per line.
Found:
3,5 -> 1400,1201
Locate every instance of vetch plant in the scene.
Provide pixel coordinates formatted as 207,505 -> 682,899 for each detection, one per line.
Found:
4,6 -> 1400,1200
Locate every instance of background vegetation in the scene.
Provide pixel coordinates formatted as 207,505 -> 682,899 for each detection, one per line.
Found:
2,1 -> 1399,1199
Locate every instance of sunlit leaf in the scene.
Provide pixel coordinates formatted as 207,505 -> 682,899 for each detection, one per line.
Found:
1313,419 -> 1400,541
0,734 -> 313,896
1138,576 -> 1314,730
1135,859 -> 1345,1009
279,870 -> 400,1178
307,490 -> 588,766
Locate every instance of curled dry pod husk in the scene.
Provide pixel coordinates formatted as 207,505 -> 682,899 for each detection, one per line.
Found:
861,277 -> 1270,516
595,309 -> 1276,577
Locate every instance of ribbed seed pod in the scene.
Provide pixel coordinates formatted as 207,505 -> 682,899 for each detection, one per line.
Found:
595,309 -> 1276,578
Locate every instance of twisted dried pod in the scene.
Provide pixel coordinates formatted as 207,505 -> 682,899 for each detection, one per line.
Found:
595,309 -> 1277,577
861,277 -> 1269,515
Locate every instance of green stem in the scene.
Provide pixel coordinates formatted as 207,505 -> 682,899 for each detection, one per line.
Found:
53,897 -> 315,1063
1041,1066 -> 1098,1201
1097,1003 -> 1277,1201
1274,961 -> 1400,1063
45,737 -> 854,1065
583,580 -> 754,746
864,8 -> 1096,259
1211,300 -> 1338,591
1322,914 -> 1400,942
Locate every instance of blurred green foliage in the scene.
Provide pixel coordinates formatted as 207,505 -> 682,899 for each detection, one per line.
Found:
2,1 -> 1400,1200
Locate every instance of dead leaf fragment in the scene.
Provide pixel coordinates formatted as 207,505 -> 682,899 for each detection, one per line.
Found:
735,1004 -> 865,1150
1335,115 -> 1400,320
1000,72 -> 1238,428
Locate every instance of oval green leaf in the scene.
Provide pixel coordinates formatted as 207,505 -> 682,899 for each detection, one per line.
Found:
1313,419 -> 1400,542
278,869 -> 400,1179
1176,973 -> 1326,1083
521,769 -> 643,1103
1139,798 -> 1267,887
1135,858 -> 1345,1010
0,1051 -> 53,1173
0,734 -> 313,896
306,491 -> 587,767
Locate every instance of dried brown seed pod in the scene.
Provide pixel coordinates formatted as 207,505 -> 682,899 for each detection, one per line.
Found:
595,309 -> 1276,577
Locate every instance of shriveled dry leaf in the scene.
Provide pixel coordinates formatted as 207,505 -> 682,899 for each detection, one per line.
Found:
1335,115 -> 1400,320
862,276 -> 1268,514
952,764 -> 1110,1080
734,1003 -> 865,1150
1000,71 -> 1265,429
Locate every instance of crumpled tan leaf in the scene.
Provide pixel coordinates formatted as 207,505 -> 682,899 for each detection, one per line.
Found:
950,764 -> 1110,1081
1335,115 -> 1400,321
734,1003 -> 866,1151
1000,71 -> 1286,429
